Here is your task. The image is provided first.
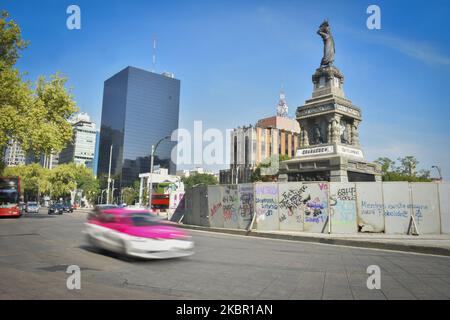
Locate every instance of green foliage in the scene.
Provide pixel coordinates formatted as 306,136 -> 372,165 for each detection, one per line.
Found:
3,163 -> 99,202
121,187 -> 138,205
0,11 -> 78,171
182,173 -> 218,189
3,163 -> 50,199
49,163 -> 99,200
375,156 -> 432,182
251,155 -> 291,182
0,10 -> 28,67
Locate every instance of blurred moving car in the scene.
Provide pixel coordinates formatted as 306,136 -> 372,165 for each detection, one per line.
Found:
84,208 -> 194,259
48,203 -> 64,215
88,204 -> 119,220
25,201 -> 40,213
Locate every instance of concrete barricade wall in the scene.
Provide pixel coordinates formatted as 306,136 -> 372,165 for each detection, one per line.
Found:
383,182 -> 411,234
223,185 -> 239,229
278,182 -> 305,231
330,183 -> 357,234
238,184 -> 254,230
439,183 -> 450,234
302,182 -> 329,233
356,182 -> 384,232
192,185 -> 209,227
208,185 -> 224,228
183,188 -> 193,225
411,183 -> 440,234
255,183 -> 279,231
186,181 -> 445,235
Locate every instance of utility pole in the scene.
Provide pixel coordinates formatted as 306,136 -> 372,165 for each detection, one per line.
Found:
106,145 -> 113,204
148,136 -> 170,209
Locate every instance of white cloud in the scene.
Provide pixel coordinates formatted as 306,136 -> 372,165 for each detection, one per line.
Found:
371,34 -> 450,67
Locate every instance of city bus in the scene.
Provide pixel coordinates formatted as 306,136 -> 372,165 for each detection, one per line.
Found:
0,177 -> 21,217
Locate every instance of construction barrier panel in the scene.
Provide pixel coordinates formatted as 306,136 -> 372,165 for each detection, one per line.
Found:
255,183 -> 279,231
383,182 -> 411,234
222,185 -> 239,229
208,185 -> 224,228
278,182 -> 305,231
439,183 -> 450,234
356,182 -> 385,232
238,184 -> 254,230
411,183 -> 440,234
330,182 -> 358,234
302,182 -> 329,233
185,182 -> 445,235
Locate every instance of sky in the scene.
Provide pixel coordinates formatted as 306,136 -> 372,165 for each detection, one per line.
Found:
3,0 -> 450,179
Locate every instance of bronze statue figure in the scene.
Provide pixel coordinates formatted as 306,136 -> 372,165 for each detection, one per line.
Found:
317,20 -> 335,66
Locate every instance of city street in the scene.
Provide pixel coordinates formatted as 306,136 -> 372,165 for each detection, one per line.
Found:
0,210 -> 450,300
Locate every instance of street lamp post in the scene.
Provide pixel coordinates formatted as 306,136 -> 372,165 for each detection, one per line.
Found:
431,165 -> 442,181
106,145 -> 113,204
100,188 -> 108,204
148,135 -> 170,209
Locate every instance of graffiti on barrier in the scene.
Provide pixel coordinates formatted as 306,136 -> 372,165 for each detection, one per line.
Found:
278,185 -> 307,224
330,186 -> 357,229
222,186 -> 238,221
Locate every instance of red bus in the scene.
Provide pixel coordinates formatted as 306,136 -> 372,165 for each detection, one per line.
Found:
0,177 -> 21,217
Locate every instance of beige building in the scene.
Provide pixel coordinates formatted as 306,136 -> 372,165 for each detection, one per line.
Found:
220,92 -> 300,184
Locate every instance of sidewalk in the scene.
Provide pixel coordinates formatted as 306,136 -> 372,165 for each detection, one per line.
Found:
177,224 -> 450,257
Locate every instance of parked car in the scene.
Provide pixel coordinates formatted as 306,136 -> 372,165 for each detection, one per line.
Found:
26,201 -> 40,214
84,208 -> 194,259
62,203 -> 74,213
48,203 -> 64,215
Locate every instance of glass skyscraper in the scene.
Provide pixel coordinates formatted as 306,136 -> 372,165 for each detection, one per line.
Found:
97,66 -> 180,187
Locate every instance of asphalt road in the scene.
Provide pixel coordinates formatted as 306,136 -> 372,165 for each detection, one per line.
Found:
0,209 -> 449,300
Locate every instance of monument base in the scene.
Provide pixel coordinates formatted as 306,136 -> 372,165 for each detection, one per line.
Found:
278,153 -> 382,182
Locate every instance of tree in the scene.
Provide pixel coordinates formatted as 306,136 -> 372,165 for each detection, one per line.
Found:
182,173 -> 218,189
121,187 -> 137,205
251,155 -> 291,182
49,164 -> 77,199
374,157 -> 396,174
397,156 -> 418,176
0,11 -> 78,171
0,10 -> 28,67
375,155 -> 431,182
3,163 -> 50,201
72,164 -> 99,204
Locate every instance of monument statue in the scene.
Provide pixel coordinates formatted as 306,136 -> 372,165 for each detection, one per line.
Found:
317,20 -> 335,66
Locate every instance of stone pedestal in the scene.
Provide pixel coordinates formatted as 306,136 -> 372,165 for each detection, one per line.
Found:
279,65 -> 382,182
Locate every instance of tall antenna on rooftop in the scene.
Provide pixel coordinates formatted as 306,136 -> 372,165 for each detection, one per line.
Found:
152,36 -> 157,72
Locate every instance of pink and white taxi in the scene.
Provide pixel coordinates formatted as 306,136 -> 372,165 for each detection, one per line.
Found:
84,208 -> 194,259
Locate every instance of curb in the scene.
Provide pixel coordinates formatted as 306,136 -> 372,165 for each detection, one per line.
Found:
177,224 -> 450,257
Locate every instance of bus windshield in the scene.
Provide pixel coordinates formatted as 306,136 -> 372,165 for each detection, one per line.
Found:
0,190 -> 18,206
0,178 -> 19,207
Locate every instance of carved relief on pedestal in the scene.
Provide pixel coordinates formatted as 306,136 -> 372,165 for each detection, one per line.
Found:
331,114 -> 341,144
352,119 -> 360,147
312,122 -> 324,145
299,120 -> 309,147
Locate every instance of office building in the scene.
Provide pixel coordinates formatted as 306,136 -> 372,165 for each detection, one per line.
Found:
3,139 -> 26,167
59,112 -> 97,168
97,66 -> 180,187
220,91 -> 301,184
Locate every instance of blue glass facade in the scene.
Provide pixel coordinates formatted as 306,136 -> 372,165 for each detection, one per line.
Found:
97,66 -> 180,187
